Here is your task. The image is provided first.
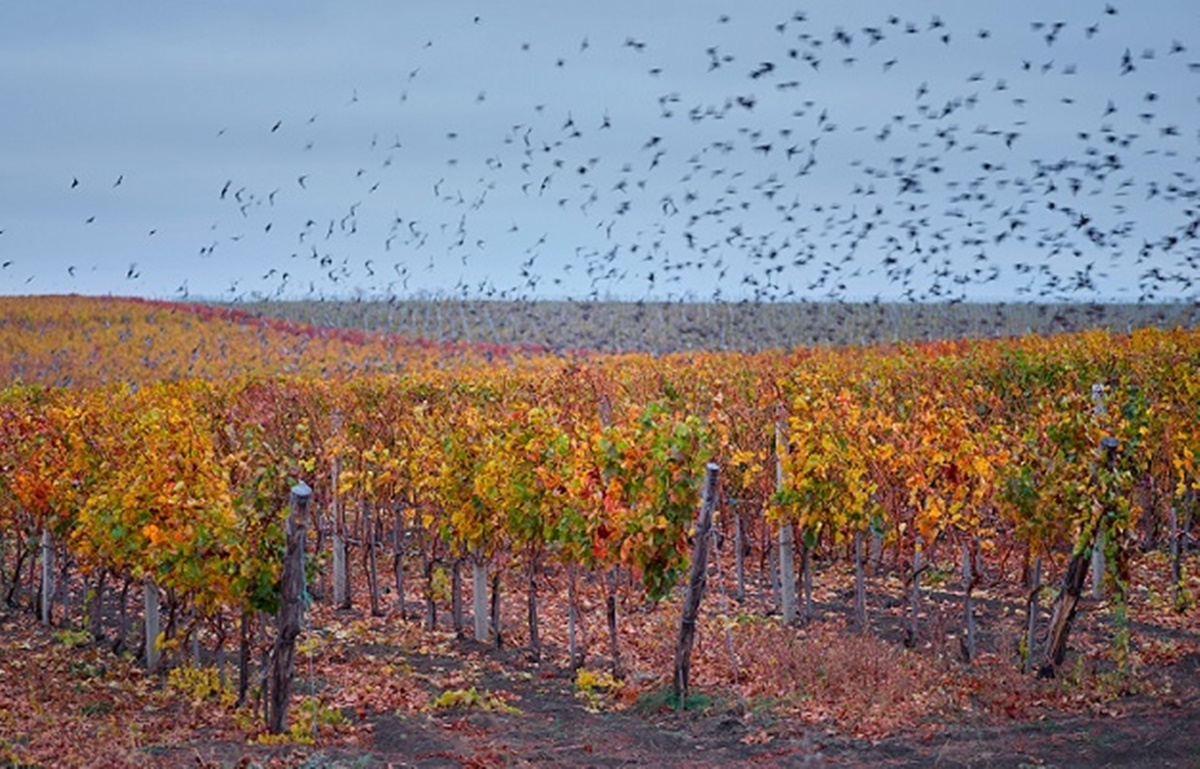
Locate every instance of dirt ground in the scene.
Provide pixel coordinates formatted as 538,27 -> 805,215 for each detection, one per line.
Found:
360,648 -> 1200,768
5,552 -> 1200,767
161,634 -> 1200,769
3,611 -> 1199,767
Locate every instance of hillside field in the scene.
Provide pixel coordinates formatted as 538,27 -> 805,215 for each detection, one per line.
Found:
0,294 -> 1198,768
227,298 -> 1199,353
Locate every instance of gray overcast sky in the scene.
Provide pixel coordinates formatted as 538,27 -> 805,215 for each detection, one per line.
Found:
1,1 -> 1197,303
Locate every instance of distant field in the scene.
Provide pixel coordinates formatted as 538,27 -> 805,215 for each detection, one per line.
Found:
226,299 -> 1199,353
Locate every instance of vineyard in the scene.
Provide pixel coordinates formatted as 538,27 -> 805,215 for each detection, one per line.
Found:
1,295 -> 1199,766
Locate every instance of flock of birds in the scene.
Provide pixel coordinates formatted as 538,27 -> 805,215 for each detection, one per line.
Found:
3,3 -> 1198,305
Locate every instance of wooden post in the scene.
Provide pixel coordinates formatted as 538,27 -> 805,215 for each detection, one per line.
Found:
1039,548 -> 1089,677
57,545 -> 72,630
754,511 -> 766,592
567,563 -> 581,670
267,481 -> 311,734
526,549 -> 541,662
962,539 -> 977,663
144,576 -> 161,671
907,535 -> 922,647
1170,505 -> 1185,612
1091,530 -> 1106,600
1041,437 -> 1117,678
673,463 -> 719,709
490,569 -> 503,649
331,504 -> 349,609
423,554 -> 437,631
40,528 -> 54,626
869,519 -> 884,576
237,609 -> 251,707
733,504 -> 746,602
365,502 -> 383,617
114,575 -> 131,656
190,626 -> 201,666
88,568 -> 107,641
854,531 -> 867,632
605,567 -> 622,678
451,558 -> 463,637
1024,557 -> 1042,675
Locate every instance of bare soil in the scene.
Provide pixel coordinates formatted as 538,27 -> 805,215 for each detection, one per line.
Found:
174,640 -> 1200,768
5,551 -> 1200,768
362,647 -> 1200,768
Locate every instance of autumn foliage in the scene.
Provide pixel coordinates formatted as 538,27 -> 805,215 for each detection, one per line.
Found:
0,295 -> 1198,760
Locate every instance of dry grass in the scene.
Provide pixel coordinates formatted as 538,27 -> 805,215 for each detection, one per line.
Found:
725,620 -> 961,738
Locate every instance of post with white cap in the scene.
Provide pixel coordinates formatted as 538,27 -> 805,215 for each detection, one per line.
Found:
268,481 -> 312,734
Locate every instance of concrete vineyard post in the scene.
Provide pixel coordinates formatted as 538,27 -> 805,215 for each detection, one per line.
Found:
331,411 -> 350,610
393,507 -> 406,618
776,420 -> 797,625
40,528 -> 53,626
472,550 -> 489,642
1090,383 -> 1107,600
